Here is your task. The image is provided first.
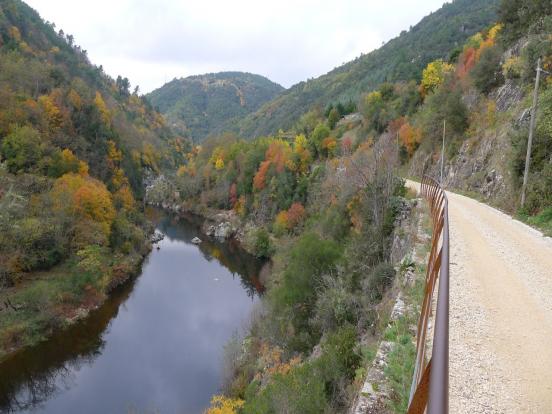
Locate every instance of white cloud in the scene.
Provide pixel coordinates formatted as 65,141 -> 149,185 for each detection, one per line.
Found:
25,0 -> 446,93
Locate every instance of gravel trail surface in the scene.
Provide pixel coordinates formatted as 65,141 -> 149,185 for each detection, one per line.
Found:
407,181 -> 552,413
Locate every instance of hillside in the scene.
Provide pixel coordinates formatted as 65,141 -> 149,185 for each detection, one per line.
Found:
147,0 -> 552,411
236,0 -> 499,138
147,72 -> 284,142
0,0 -> 186,353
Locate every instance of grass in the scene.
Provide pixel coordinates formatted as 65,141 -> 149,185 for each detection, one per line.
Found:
383,316 -> 417,413
519,207 -> 552,237
383,201 -> 430,413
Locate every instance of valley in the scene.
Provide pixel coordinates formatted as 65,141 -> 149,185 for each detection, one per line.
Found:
1,0 -> 551,413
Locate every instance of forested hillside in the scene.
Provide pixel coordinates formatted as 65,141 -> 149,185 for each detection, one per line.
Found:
145,0 -> 552,411
236,0 -> 499,138
2,0 -> 552,411
148,72 -> 284,142
0,0 -> 186,355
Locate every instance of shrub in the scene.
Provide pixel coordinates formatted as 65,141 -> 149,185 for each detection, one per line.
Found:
319,325 -> 360,381
471,45 -> 505,94
316,325 -> 361,406
363,262 -> 396,302
278,233 -> 342,309
311,123 -> 331,156
109,213 -> 145,253
312,274 -> 360,332
253,228 -> 272,258
14,217 -> 65,272
1,126 -> 43,173
242,363 -> 329,414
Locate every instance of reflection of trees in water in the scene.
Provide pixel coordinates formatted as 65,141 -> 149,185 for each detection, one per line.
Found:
0,210 -> 265,413
0,282 -> 134,412
154,211 -> 266,298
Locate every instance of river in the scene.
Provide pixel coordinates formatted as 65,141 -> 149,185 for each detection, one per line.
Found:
0,210 -> 265,414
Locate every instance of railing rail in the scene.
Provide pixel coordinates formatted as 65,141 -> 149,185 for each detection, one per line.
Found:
407,176 -> 450,414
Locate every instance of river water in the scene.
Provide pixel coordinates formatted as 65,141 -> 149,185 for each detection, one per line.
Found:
0,211 -> 265,414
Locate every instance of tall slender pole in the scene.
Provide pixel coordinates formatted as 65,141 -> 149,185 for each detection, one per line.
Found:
521,57 -> 542,207
440,119 -> 446,185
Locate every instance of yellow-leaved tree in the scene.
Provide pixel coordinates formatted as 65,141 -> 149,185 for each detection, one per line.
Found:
204,395 -> 244,414
421,59 -> 454,95
94,91 -> 111,126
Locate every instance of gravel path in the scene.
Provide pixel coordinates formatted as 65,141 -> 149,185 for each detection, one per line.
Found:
407,181 -> 552,413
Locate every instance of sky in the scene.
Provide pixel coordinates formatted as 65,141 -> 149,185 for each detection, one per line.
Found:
25,0 -> 448,94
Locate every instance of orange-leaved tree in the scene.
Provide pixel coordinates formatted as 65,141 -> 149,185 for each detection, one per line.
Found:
51,173 -> 116,239
398,122 -> 422,157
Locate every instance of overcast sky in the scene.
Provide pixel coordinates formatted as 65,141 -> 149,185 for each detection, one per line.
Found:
26,0 -> 448,93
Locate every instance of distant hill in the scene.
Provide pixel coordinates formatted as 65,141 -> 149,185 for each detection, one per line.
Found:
236,0 -> 499,138
147,72 -> 284,142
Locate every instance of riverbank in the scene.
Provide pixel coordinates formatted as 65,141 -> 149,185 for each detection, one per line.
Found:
149,198 -> 268,258
0,237 -> 152,362
0,212 -> 266,413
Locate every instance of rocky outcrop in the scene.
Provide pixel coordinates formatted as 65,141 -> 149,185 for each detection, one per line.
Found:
202,211 -> 240,240
491,79 -> 524,112
205,221 -> 234,239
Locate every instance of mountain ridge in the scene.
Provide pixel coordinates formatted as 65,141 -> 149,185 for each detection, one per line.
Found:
235,0 -> 500,138
147,71 -> 284,142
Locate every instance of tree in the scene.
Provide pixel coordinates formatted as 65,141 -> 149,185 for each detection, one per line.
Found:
499,0 -> 551,42
398,122 -> 422,157
205,395 -> 244,414
311,123 -> 330,156
286,202 -> 305,230
1,126 -> 42,173
51,173 -> 116,239
421,59 -> 454,95
38,95 -> 64,131
48,148 -> 84,177
94,91 -> 111,126
327,107 -> 340,129
116,75 -> 131,98
361,91 -> 385,132
471,45 -> 505,94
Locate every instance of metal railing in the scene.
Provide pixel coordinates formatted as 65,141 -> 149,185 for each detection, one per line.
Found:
407,176 -> 450,414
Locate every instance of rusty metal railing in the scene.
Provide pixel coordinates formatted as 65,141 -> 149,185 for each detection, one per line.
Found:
407,176 -> 449,414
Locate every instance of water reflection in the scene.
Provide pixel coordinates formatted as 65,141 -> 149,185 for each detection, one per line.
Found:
0,211 -> 264,414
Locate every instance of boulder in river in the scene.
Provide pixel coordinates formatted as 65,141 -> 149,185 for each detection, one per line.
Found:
191,237 -> 202,244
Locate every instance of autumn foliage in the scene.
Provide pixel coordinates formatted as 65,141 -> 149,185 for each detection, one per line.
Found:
51,173 -> 116,238
204,395 -> 244,414
398,122 -> 422,157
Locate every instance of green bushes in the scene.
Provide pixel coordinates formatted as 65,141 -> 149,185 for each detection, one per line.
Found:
471,45 -> 504,94
363,263 -> 396,302
419,83 -> 468,147
384,317 -> 416,413
269,232 -> 343,352
278,233 -> 342,310
318,324 -> 361,385
242,325 -> 360,414
253,228 -> 272,258
13,217 -> 65,272
312,275 -> 360,333
243,363 -> 329,414
1,126 -> 43,173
